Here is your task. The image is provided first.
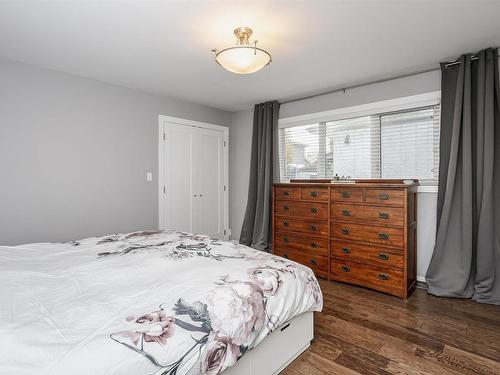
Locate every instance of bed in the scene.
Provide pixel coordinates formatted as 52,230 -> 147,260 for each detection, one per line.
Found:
0,230 -> 323,374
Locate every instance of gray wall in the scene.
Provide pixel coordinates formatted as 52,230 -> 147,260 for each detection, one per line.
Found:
228,109 -> 253,240
0,58 -> 230,245
228,70 -> 441,281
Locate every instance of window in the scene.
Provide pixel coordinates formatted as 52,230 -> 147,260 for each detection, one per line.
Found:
279,101 -> 440,185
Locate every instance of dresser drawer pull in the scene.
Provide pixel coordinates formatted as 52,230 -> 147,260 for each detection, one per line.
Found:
310,191 -> 319,197
378,253 -> 390,260
341,191 -> 351,198
341,228 -> 351,235
283,191 -> 290,196
379,212 -> 390,219
283,237 -> 289,243
378,232 -> 390,240
283,221 -> 289,227
378,273 -> 390,280
309,259 -> 317,265
283,205 -> 290,211
341,247 -> 350,254
310,242 -> 319,248
310,207 -> 318,213
341,265 -> 351,272
310,225 -> 319,231
379,193 -> 390,200
283,254 -> 289,259
342,210 -> 352,217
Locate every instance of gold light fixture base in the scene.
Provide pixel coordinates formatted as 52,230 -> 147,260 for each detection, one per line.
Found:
234,27 -> 253,45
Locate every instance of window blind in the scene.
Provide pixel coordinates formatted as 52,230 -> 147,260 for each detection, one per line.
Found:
380,106 -> 440,184
279,104 -> 441,184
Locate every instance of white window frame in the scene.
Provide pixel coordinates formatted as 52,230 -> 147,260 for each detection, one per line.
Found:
278,92 -> 441,193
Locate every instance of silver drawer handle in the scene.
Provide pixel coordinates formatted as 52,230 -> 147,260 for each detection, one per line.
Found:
379,193 -> 390,200
283,205 -> 290,211
342,228 -> 351,235
341,191 -> 351,198
341,265 -> 351,272
341,247 -> 350,254
310,191 -> 319,197
310,242 -> 319,248
309,259 -> 317,265
378,273 -> 390,280
378,232 -> 390,240
310,207 -> 318,213
378,253 -> 390,260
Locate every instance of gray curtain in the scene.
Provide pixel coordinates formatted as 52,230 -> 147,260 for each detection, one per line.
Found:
240,101 -> 280,251
426,48 -> 500,305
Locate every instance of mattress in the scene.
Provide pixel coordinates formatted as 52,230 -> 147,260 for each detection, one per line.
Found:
0,230 -> 323,374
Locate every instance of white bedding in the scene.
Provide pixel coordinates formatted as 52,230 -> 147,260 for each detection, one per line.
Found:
0,230 -> 323,375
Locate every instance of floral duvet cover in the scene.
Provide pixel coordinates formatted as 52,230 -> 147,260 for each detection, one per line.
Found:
0,230 -> 322,375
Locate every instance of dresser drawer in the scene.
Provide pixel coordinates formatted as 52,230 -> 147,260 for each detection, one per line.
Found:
275,233 -> 328,257
300,187 -> 329,202
274,248 -> 328,277
331,221 -> 404,248
331,240 -> 404,269
365,189 -> 405,206
275,200 -> 328,220
331,187 -> 364,203
275,187 -> 300,200
331,204 -> 404,227
276,218 -> 328,237
330,259 -> 404,295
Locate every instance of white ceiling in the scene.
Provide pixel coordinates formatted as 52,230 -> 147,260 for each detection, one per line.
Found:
1,0 -> 499,112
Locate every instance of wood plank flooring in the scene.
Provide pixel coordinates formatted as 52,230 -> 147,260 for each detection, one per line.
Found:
282,280 -> 500,375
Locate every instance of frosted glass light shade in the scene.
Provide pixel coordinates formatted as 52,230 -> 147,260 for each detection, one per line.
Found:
213,27 -> 271,74
215,46 -> 271,74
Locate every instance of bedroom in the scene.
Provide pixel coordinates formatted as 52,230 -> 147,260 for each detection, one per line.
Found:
0,0 -> 499,374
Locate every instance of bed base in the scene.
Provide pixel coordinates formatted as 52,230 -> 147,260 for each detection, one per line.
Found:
224,311 -> 314,375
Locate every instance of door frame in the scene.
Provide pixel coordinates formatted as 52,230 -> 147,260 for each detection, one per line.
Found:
158,115 -> 229,239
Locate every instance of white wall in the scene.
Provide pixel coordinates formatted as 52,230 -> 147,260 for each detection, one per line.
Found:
0,58 -> 230,245
228,70 -> 441,281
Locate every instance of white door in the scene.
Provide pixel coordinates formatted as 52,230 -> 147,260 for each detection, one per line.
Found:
161,120 -> 227,239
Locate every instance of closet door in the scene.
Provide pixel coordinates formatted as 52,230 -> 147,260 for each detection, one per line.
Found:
164,123 -> 194,233
162,121 -> 226,239
192,127 -> 224,238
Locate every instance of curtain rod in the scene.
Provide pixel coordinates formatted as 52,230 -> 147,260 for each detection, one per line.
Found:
280,50 -> 499,106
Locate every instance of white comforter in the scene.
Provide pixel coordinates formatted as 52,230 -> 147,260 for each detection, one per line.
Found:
0,230 -> 322,375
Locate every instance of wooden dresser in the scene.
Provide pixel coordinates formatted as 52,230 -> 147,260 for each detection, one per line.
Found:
272,181 -> 417,299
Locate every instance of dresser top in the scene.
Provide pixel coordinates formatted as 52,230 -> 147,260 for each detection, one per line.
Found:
273,182 -> 418,189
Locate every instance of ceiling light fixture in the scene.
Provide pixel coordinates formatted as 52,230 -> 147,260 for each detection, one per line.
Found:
213,27 -> 271,74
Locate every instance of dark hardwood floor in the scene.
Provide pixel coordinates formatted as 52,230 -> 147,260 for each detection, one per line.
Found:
282,280 -> 500,375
